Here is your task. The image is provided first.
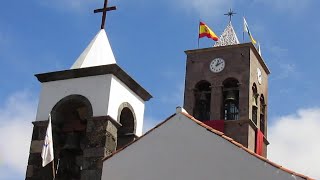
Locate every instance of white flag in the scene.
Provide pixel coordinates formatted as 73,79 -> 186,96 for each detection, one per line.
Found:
243,17 -> 257,44
258,42 -> 262,55
243,17 -> 249,33
41,114 -> 54,167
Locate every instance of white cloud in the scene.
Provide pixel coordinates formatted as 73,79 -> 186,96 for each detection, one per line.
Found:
0,91 -> 37,176
254,0 -> 312,13
272,63 -> 296,80
267,45 -> 299,80
268,107 -> 320,180
173,0 -> 233,18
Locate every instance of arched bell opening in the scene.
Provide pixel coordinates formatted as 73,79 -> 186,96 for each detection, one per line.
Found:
260,94 -> 266,134
252,83 -> 259,125
193,80 -> 211,121
223,78 -> 239,120
50,95 -> 92,180
117,103 -> 136,150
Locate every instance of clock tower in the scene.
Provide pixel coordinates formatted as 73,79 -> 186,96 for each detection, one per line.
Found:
183,22 -> 270,157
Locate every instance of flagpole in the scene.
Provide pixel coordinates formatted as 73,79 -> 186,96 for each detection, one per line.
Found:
242,15 -> 245,42
55,159 -> 60,175
52,160 -> 56,179
243,31 -> 244,43
197,20 -> 200,48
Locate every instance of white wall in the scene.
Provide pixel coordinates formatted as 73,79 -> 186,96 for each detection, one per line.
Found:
36,74 -> 146,136
102,113 -> 305,180
36,75 -> 112,121
107,75 -> 145,136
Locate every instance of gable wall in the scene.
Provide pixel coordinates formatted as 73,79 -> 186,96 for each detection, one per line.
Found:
102,114 -> 304,180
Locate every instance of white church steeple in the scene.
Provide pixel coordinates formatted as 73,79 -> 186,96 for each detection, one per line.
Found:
71,29 -> 116,69
26,1 -> 152,179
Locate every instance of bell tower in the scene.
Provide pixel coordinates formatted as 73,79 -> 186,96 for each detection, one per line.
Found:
25,1 -> 152,179
183,22 -> 270,157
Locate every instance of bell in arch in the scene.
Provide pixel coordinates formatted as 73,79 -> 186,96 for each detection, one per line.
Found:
199,92 -> 207,101
252,93 -> 259,107
225,90 -> 236,102
62,132 -> 81,152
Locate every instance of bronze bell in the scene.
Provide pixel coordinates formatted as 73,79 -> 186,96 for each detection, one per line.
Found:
62,132 -> 81,152
252,97 -> 258,107
252,93 -> 259,107
225,90 -> 236,102
199,92 -> 207,101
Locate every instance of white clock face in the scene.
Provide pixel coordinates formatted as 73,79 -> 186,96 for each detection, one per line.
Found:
257,68 -> 262,84
210,58 -> 225,73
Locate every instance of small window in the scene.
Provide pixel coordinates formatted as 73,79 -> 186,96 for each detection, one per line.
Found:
252,83 -> 258,124
252,106 -> 258,124
260,95 -> 266,134
223,78 -> 239,120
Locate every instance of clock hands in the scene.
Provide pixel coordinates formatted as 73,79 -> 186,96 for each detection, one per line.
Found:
210,58 -> 225,73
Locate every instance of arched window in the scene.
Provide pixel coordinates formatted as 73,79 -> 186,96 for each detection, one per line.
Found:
223,78 -> 239,120
252,83 -> 258,125
51,95 -> 93,180
260,95 -> 266,134
193,81 -> 211,121
117,103 -> 136,150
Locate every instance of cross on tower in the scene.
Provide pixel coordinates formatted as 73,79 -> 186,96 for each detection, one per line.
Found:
94,0 -> 117,29
224,8 -> 236,22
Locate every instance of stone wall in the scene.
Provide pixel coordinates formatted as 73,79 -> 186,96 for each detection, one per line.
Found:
224,120 -> 250,148
183,44 -> 270,157
25,116 -> 118,180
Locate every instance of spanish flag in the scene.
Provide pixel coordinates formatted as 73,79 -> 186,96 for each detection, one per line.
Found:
199,22 -> 219,41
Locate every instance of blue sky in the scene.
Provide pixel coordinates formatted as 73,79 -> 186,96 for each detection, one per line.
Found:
0,0 -> 320,179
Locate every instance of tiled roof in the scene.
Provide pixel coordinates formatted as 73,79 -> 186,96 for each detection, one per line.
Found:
103,110 -> 314,180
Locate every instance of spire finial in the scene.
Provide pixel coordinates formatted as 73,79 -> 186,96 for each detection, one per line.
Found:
94,0 -> 117,29
224,8 -> 236,22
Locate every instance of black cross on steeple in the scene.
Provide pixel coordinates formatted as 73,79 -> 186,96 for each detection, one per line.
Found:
224,8 -> 236,22
94,0 -> 117,29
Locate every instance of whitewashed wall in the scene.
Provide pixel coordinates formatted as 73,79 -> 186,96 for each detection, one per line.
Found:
102,113 -> 305,180
36,75 -> 112,121
36,74 -> 145,136
107,75 -> 145,136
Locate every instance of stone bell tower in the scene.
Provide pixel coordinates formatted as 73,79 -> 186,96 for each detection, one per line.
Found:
183,22 -> 270,157
25,2 -> 152,179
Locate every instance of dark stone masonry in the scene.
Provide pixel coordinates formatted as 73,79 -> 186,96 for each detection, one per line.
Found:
25,116 -> 119,180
